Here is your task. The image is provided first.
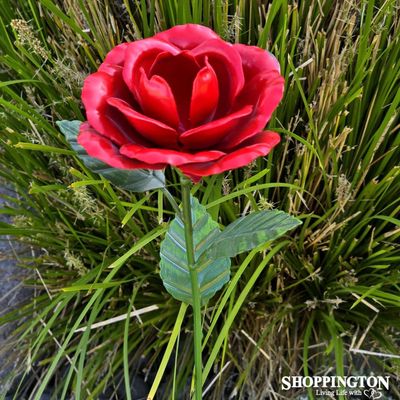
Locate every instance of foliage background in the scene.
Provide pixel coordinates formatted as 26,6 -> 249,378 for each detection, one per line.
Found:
0,0 -> 399,398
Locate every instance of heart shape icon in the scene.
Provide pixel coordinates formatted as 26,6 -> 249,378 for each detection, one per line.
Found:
363,388 -> 382,399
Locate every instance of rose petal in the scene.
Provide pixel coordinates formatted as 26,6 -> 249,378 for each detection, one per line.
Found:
234,43 -> 281,79
82,66 -> 139,146
99,43 -> 130,70
105,106 -> 153,147
189,57 -> 219,126
220,72 -> 284,150
137,68 -> 180,128
190,39 -> 245,116
122,39 -> 179,98
107,97 -> 179,148
78,123 -> 166,170
154,24 -> 220,50
149,51 -> 200,129
120,143 -> 225,166
179,105 -> 253,150
179,131 -> 280,179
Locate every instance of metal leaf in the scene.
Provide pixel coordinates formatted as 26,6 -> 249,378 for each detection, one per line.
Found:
57,120 -> 165,192
160,196 -> 231,304
200,210 -> 302,261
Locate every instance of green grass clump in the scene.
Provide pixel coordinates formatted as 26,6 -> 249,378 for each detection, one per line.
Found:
0,0 -> 399,399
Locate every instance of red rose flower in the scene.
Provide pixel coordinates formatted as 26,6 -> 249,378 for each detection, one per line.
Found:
78,24 -> 284,182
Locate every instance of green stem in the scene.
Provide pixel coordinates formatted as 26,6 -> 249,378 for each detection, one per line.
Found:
181,177 -> 203,399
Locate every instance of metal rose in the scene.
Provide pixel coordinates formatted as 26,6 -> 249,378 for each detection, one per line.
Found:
78,24 -> 284,182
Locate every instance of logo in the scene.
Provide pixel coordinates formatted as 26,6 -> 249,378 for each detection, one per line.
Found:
281,375 -> 389,398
